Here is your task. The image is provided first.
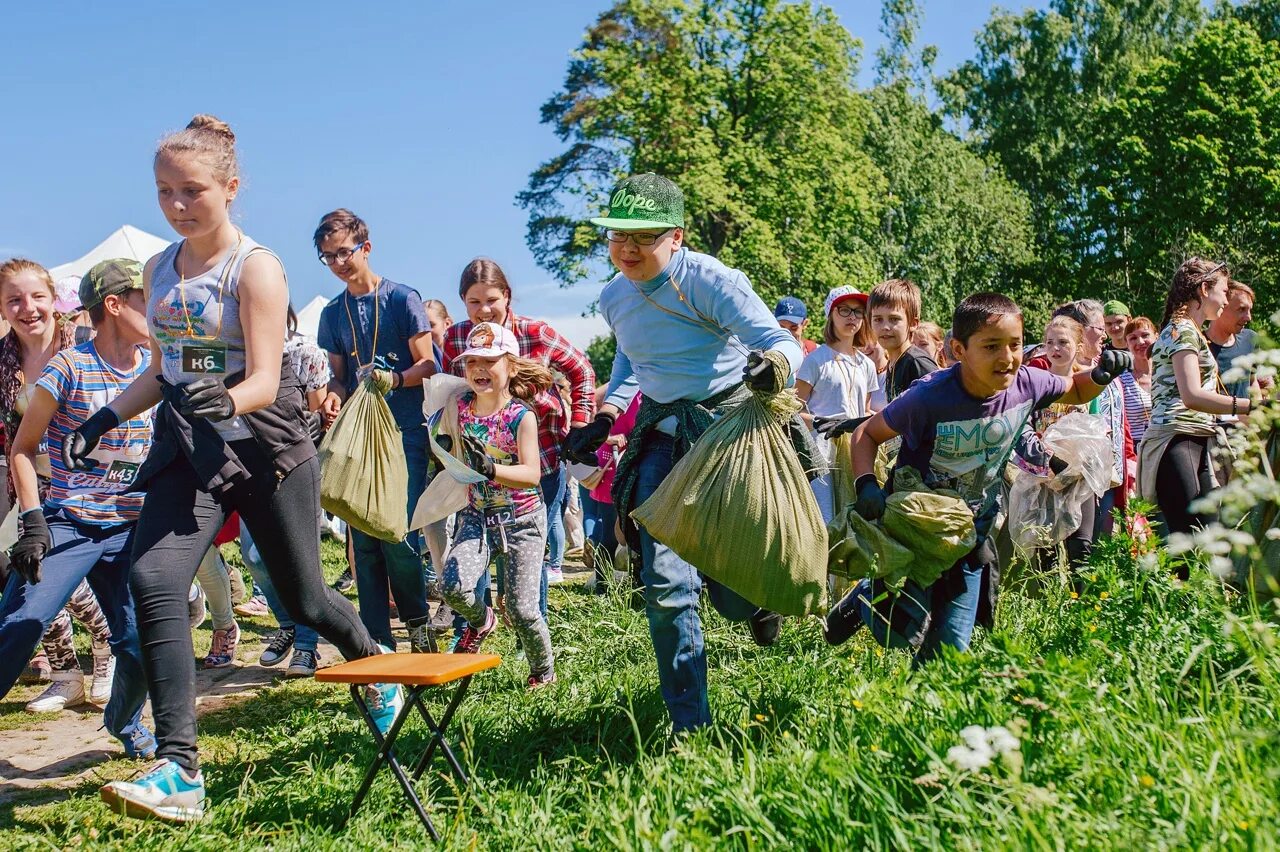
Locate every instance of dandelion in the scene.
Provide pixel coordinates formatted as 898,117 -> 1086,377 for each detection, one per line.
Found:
1139,774 -> 1155,787
1088,624 -> 1098,633
852,699 -> 863,710
1238,821 -> 1250,831
754,713 -> 767,722
870,744 -> 880,752
1094,604 -> 1102,612
1070,591 -> 1080,600
1099,592 -> 1109,601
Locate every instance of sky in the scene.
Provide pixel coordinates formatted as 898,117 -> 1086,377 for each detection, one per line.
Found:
0,0 -> 1048,348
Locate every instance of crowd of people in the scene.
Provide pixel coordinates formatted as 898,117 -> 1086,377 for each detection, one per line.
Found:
0,115 -> 1271,825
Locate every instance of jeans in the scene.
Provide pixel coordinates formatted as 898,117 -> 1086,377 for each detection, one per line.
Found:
0,510 -> 147,750
581,487 -> 618,584
635,434 -> 757,732
351,425 -> 430,648
240,520 -> 317,652
543,465 -> 567,574
853,552 -> 987,664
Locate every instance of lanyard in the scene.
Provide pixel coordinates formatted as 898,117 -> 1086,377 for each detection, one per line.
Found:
630,272 -> 751,359
176,231 -> 242,341
344,280 -> 382,371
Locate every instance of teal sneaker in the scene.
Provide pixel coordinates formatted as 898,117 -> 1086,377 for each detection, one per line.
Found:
363,645 -> 404,736
100,759 -> 205,823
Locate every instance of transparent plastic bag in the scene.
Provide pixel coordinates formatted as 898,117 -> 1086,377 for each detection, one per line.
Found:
1007,412 -> 1113,549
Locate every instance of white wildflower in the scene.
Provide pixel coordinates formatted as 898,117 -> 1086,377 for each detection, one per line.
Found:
959,725 -> 988,750
986,726 -> 1021,755
947,744 -> 992,772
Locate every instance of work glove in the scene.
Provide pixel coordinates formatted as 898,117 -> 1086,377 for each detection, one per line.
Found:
180,378 -> 237,421
1048,455 -> 1069,476
813,414 -> 871,439
462,434 -> 496,480
852,474 -> 888,522
1090,350 -> 1133,386
10,509 -> 51,585
744,350 -> 786,394
435,434 -> 454,454
562,412 -> 616,466
61,406 -> 120,472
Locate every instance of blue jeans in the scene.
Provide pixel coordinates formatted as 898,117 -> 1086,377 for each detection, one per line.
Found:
0,510 -> 148,751
543,465 -> 567,574
351,425 -> 430,648
854,553 -> 986,663
635,434 -> 757,732
582,487 -> 618,583
240,521 -> 317,652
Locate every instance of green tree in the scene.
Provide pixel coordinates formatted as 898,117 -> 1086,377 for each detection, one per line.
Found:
519,0 -> 885,310
585,333 -> 618,383
1087,17 -> 1280,319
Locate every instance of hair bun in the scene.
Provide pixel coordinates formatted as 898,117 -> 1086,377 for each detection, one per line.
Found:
186,114 -> 235,144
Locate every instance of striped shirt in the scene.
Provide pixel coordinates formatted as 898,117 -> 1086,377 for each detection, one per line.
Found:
1118,370 -> 1152,445
36,342 -> 153,526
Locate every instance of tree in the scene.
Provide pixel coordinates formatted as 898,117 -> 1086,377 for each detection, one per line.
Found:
585,333 -> 618,383
519,0 -> 885,310
1086,17 -> 1280,319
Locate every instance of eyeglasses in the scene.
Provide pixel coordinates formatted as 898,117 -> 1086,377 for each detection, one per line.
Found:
318,243 -> 366,266
604,229 -> 673,246
834,305 -> 864,318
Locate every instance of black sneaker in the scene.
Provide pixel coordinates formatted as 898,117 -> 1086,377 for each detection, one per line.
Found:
332,570 -> 354,593
748,610 -> 784,647
823,587 -> 864,647
258,627 -> 295,667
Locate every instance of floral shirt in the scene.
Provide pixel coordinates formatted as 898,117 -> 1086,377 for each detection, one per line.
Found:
285,334 -> 331,393
458,393 -> 541,517
1149,319 -> 1218,429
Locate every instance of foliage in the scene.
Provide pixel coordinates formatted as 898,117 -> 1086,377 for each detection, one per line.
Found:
1086,17 -> 1280,320
585,332 -> 618,384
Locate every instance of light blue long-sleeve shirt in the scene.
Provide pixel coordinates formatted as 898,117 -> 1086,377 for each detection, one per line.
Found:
602,247 -> 802,410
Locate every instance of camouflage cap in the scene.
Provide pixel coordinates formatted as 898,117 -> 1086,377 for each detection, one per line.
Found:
590,173 -> 685,230
80,258 -> 143,310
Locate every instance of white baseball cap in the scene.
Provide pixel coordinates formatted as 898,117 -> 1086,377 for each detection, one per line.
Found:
460,322 -> 519,359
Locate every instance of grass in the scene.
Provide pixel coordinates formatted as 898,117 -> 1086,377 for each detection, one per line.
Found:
3,533 -> 1278,849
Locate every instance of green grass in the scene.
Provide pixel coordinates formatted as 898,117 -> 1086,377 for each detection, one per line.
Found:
3,533 -> 1278,849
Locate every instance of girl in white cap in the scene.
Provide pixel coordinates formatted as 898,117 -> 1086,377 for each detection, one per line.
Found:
441,321 -> 557,688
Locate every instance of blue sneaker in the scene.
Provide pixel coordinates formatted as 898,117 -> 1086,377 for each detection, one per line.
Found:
100,759 -> 205,823
117,724 -> 157,761
363,645 -> 404,736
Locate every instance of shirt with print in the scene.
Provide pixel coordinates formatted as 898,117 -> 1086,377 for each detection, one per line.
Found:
458,393 -> 541,517
317,278 -> 431,433
1208,327 -> 1257,400
797,344 -> 879,420
882,364 -> 1069,528
1148,318 -> 1218,429
286,334 -> 331,394
37,342 -> 153,526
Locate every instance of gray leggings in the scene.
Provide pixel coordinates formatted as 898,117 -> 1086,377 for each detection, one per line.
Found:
443,507 -> 553,677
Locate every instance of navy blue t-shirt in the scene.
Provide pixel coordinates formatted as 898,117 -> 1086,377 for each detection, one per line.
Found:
317,278 -> 431,432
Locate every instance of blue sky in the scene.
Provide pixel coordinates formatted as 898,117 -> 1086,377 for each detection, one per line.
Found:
0,0 -> 1046,346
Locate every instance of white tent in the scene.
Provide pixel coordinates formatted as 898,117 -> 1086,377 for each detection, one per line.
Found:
295,294 -> 328,339
48,225 -> 171,283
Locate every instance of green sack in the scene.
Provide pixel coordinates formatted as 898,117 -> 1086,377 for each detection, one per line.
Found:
631,382 -> 828,617
827,504 -> 914,587
881,467 -> 977,588
318,375 -> 409,543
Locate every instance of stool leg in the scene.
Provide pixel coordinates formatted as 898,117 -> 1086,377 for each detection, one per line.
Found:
411,675 -> 474,785
349,684 -> 440,840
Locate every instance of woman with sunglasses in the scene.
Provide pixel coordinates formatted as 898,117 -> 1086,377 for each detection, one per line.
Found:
1140,259 -> 1257,563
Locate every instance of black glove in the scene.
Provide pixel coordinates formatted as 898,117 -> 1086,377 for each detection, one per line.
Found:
10,509 -> 51,585
1090,349 -> 1133,385
852,474 -> 888,521
435,433 -> 454,454
462,434 -> 496,479
305,411 -> 324,444
1048,455 -> 1069,476
61,406 -> 120,472
744,350 -> 785,394
563,412 -> 616,466
814,414 -> 871,439
180,378 -> 237,421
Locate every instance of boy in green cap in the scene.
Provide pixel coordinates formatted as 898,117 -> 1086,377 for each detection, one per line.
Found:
563,173 -> 804,733
1103,300 -> 1131,351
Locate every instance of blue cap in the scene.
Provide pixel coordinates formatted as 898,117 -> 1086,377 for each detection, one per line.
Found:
774,296 -> 808,324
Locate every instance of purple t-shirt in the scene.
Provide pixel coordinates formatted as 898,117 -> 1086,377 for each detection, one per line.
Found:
882,364 -> 1070,522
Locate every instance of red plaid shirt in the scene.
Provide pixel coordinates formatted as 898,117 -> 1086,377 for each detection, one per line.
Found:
443,314 -> 595,475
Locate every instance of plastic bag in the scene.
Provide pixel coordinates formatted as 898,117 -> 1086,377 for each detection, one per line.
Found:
631,362 -> 828,617
881,467 -> 977,588
1006,412 -> 1113,549
1043,412 -> 1113,499
319,374 -> 408,542
410,374 -> 486,530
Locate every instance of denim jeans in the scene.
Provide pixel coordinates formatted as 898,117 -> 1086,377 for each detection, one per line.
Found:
635,434 -> 757,732
543,465 -> 567,574
240,520 -> 317,652
853,552 -> 987,663
0,510 -> 148,750
351,424 -> 430,648
581,487 -> 618,583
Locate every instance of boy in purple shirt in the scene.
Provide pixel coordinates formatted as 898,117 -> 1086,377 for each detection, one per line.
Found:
824,293 -> 1131,659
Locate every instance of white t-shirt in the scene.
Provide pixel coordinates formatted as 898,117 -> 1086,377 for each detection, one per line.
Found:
797,344 -> 879,420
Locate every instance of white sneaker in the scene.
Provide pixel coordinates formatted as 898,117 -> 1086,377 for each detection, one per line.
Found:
26,671 -> 87,713
188,584 -> 207,629
90,642 -> 115,705
546,566 -> 564,585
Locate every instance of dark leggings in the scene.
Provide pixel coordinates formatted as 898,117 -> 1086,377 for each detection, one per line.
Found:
1035,493 -> 1096,576
1155,435 -> 1216,536
130,447 -> 377,772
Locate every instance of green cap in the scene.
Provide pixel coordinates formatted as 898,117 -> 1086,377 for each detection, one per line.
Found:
1103,300 -> 1131,317
589,173 -> 685,230
80,258 -> 143,310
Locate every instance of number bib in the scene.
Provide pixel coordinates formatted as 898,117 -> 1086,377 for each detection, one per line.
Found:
181,341 -> 227,374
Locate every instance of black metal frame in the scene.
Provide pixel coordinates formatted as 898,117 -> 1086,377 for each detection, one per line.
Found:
346,674 -> 475,840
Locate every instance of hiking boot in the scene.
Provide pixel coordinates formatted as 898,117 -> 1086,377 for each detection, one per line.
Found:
202,621 -> 240,669
100,759 -> 205,823
452,607 -> 496,654
332,569 -> 354,593
285,648 -> 320,679
21,647 -> 52,683
26,671 -> 86,713
258,627 -> 295,667
187,584 -> 207,629
527,668 -> 557,691
363,645 -> 403,735
823,587 -> 865,647
748,609 -> 784,647
233,595 -> 269,618
90,641 -> 115,705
